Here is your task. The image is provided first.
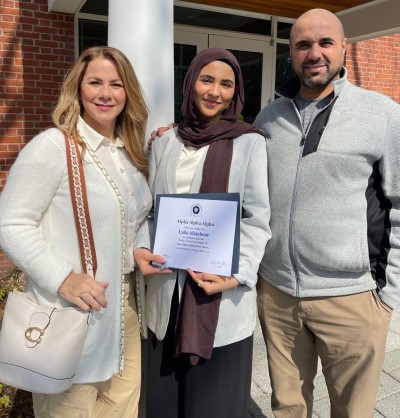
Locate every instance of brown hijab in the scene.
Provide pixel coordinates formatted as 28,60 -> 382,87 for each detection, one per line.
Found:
178,47 -> 260,147
175,48 -> 261,365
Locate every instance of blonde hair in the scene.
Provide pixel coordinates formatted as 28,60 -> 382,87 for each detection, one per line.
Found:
52,46 -> 149,176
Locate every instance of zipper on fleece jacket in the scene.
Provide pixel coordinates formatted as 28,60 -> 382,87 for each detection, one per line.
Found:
287,98 -> 337,297
288,124 -> 306,297
288,99 -> 308,297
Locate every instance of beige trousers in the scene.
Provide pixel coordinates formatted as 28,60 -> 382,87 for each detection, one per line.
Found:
33,280 -> 141,418
257,277 -> 392,418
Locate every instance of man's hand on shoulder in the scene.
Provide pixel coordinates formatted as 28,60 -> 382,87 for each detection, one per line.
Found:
148,123 -> 176,146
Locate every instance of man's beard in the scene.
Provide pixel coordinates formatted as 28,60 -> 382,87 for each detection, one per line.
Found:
298,60 -> 342,90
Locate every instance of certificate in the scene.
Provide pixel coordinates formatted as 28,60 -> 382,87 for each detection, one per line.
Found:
152,193 -> 240,276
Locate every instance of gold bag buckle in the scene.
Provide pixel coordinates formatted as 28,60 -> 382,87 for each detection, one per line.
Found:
25,327 -> 45,343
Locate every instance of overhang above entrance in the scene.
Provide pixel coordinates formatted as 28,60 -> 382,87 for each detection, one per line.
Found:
47,0 -> 84,14
48,0 -> 399,42
187,0 -> 374,18
187,0 -> 399,41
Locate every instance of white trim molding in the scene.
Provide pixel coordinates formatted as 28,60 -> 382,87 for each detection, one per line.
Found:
48,0 -> 86,14
338,0 -> 400,43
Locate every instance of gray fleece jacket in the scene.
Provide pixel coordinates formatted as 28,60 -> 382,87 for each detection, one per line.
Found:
254,68 -> 400,309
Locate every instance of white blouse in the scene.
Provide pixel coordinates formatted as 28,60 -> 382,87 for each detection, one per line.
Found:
176,146 -> 208,194
77,117 -> 148,273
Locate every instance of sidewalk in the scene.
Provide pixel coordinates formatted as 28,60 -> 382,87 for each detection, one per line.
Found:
250,307 -> 400,417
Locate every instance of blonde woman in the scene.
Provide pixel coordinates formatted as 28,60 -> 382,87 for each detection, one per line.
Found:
0,46 -> 157,417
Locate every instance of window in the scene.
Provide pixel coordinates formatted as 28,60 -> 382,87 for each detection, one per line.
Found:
174,6 -> 271,36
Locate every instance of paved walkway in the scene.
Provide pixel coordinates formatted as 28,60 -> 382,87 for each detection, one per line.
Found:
250,307 -> 400,417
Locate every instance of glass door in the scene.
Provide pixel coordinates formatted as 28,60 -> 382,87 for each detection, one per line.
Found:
174,29 -> 273,123
209,34 -> 272,123
174,31 -> 207,122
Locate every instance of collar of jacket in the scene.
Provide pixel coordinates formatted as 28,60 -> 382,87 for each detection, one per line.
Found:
275,67 -> 349,100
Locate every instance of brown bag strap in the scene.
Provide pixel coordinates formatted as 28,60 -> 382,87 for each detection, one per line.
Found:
63,132 -> 97,278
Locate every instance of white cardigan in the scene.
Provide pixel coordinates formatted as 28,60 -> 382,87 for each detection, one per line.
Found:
0,127 -> 152,383
146,128 -> 271,347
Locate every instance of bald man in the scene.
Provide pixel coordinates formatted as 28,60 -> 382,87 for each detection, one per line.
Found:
254,8 -> 400,418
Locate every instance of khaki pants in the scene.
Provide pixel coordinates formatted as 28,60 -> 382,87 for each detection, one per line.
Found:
257,277 -> 392,418
33,280 -> 141,418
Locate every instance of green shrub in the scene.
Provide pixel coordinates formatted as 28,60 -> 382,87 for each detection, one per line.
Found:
0,267 -> 25,301
0,288 -> 8,301
0,384 -> 11,410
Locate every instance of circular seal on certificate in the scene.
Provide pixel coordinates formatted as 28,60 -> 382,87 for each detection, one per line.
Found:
190,204 -> 202,216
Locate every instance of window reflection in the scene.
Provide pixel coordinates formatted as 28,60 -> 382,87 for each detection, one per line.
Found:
175,7 -> 271,36
275,43 -> 295,90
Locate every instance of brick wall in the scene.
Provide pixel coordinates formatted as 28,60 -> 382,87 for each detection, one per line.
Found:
346,34 -> 400,103
0,0 -> 74,266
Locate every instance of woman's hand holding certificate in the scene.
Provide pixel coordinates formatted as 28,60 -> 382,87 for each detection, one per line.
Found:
133,248 -> 173,275
186,268 -> 239,295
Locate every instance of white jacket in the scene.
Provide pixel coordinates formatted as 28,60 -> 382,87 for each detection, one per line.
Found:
0,127 -> 152,383
146,128 -> 271,347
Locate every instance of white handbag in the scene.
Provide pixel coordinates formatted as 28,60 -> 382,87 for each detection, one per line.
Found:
0,132 -> 97,394
0,291 -> 89,394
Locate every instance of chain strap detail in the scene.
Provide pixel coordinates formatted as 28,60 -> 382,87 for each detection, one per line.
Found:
133,269 -> 144,337
79,135 -> 127,375
66,135 -> 95,275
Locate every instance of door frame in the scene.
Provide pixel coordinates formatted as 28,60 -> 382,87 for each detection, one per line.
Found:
174,25 -> 275,106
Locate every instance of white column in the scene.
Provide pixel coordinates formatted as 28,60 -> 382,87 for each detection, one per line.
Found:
108,0 -> 174,138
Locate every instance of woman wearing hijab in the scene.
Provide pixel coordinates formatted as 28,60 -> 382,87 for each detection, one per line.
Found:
135,48 -> 271,418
